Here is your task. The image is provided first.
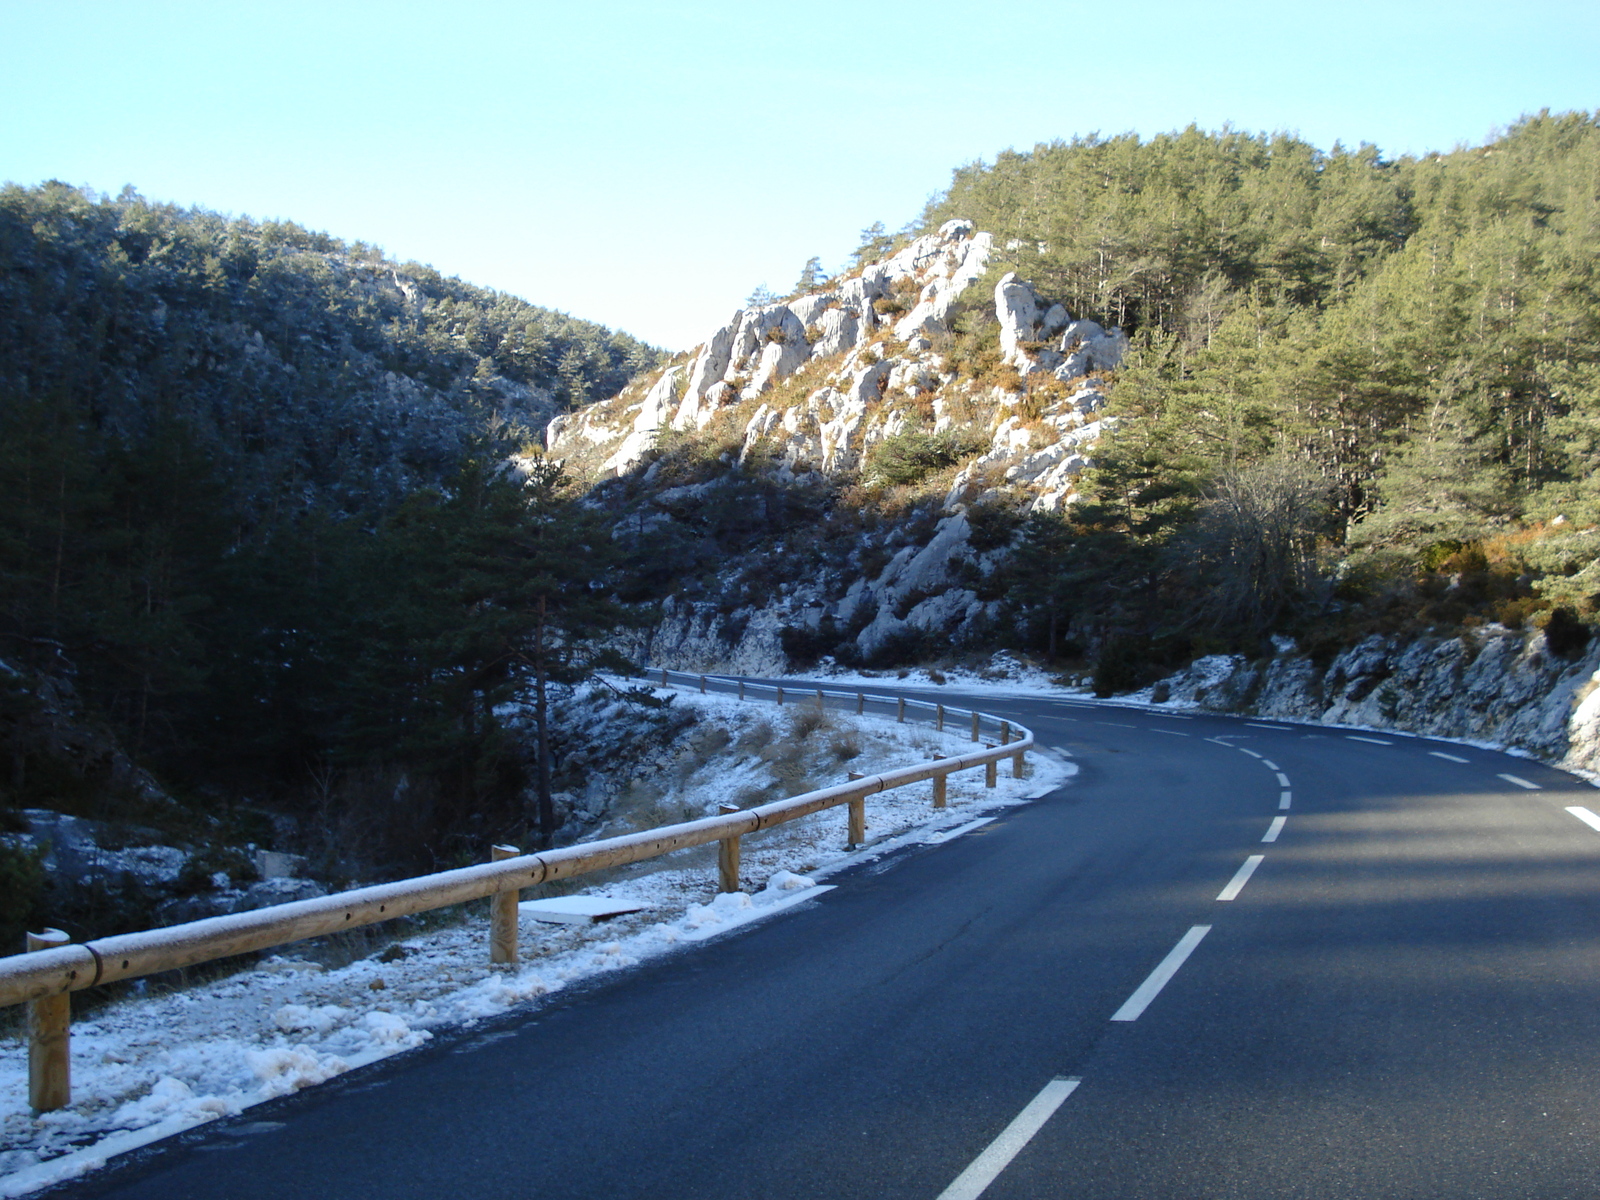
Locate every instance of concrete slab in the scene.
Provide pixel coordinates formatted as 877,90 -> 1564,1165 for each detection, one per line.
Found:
517,897 -> 654,925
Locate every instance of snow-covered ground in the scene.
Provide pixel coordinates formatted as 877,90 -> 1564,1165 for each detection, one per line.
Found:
775,650 -> 1085,698
0,684 -> 1073,1197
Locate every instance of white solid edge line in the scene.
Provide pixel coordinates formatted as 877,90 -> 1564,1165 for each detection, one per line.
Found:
1347,735 -> 1393,745
1275,772 -> 1291,788
1217,854 -> 1265,901
1263,816 -> 1286,843
1110,925 -> 1211,1022
1430,751 -> 1469,763
1279,791 -> 1292,810
1565,806 -> 1600,832
936,1077 -> 1082,1200
1498,773 -> 1541,790
923,817 -> 998,843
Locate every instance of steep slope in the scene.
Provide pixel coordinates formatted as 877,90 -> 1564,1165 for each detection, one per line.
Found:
549,220 -> 1127,670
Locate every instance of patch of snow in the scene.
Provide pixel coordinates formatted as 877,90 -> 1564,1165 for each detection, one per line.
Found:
0,684 -> 1072,1193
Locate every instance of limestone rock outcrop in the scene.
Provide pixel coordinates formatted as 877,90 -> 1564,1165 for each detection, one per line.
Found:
546,218 -> 1131,670
1132,629 -> 1600,777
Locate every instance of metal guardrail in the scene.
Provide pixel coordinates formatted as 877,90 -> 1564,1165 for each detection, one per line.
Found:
3,672 -> 1032,1111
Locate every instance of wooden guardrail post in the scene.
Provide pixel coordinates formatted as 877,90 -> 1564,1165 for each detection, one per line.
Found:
776,685 -> 785,707
717,804 -> 741,893
27,929 -> 71,1113
970,711 -> 980,742
1000,721 -> 1011,746
856,692 -> 864,715
985,747 -> 998,789
816,688 -> 824,709
738,680 -> 745,700
933,759 -> 948,809
699,675 -> 707,694
489,845 -> 520,964
897,697 -> 905,723
936,704 -> 945,732
0,711 -> 1040,1116
660,667 -> 669,687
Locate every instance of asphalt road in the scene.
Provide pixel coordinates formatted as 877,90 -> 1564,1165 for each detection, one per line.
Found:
44,685 -> 1600,1199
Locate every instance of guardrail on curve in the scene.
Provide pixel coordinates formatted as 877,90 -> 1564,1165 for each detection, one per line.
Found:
3,671 -> 1032,1112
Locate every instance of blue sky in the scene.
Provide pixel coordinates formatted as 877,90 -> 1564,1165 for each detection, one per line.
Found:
2,0 -> 1595,350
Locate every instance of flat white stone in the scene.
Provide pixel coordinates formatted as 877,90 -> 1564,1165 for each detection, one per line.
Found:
517,897 -> 653,924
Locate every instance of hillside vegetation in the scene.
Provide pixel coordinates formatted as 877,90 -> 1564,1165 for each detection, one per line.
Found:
922,112 -> 1600,684
0,182 -> 662,888
540,114 -> 1597,694
3,112 -> 1599,919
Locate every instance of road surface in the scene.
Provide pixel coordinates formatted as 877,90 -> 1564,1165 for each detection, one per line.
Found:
45,685 -> 1600,1198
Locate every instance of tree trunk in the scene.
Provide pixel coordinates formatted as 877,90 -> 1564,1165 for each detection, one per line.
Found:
533,597 -> 555,849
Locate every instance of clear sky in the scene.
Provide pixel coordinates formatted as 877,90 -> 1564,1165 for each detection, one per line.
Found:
2,0 -> 1595,351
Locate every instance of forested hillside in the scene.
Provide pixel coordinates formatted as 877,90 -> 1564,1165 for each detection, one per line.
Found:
0,183 -> 662,883
4,112 -> 1598,920
921,111 -> 1600,683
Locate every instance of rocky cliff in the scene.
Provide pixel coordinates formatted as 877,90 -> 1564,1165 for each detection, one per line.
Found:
1132,627 -> 1600,778
548,220 -> 1127,668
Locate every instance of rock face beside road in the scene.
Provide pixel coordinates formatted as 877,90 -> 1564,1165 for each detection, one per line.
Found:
1133,628 -> 1600,776
545,221 -> 1129,667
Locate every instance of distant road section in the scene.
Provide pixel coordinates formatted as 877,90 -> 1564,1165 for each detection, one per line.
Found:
46,687 -> 1600,1200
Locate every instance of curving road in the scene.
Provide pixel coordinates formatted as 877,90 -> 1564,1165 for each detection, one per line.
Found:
43,685 -> 1600,1199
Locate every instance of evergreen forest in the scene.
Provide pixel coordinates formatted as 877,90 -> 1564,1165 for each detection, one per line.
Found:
921,111 -> 1600,684
3,110 -> 1599,911
0,182 -> 661,889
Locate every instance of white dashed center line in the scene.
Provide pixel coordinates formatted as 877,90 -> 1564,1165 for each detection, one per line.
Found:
1347,736 -> 1393,746
1217,855 -> 1264,901
1498,773 -> 1540,790
1275,772 -> 1291,788
1238,748 -> 1264,759
936,1077 -> 1081,1200
1566,807 -> 1600,832
1279,791 -> 1292,810
1263,816 -> 1286,843
1429,751 -> 1469,763
1111,926 -> 1211,1022
1260,759 -> 1280,771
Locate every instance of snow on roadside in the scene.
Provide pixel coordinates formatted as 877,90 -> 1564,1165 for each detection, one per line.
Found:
0,685 -> 1072,1196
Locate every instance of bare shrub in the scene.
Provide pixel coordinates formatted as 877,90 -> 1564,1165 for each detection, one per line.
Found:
828,730 -> 863,762
789,702 -> 833,741
1183,456 -> 1333,635
735,719 -> 775,755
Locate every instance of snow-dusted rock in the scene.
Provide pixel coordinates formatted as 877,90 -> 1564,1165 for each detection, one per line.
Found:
1132,627 -> 1600,772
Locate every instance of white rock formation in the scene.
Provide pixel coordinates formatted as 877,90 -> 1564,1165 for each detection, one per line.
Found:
546,219 -> 1133,669
1134,628 -> 1600,776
